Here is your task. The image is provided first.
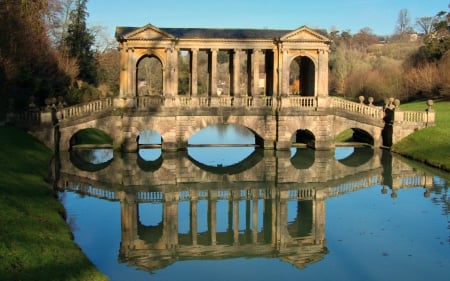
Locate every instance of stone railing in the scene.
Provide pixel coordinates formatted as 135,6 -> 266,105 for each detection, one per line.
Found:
135,95 -> 317,110
330,97 -> 384,119
6,110 -> 41,127
396,110 -> 434,124
12,95 -> 433,129
58,98 -> 114,120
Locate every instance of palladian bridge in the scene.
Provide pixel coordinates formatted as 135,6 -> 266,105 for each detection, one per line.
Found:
14,23 -> 434,152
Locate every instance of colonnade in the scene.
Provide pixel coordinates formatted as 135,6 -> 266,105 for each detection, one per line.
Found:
119,189 -> 326,251
116,24 -> 331,99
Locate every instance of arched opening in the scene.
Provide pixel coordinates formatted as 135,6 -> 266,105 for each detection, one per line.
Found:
137,202 -> 164,244
137,55 -> 163,96
178,50 -> 190,95
335,146 -> 374,167
287,200 -> 313,238
137,130 -> 162,162
69,128 -> 113,148
336,128 -> 374,146
289,56 -> 315,96
292,129 -> 315,148
68,129 -> 113,171
290,147 -> 315,169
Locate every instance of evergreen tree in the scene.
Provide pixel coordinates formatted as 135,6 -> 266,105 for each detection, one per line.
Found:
64,0 -> 97,85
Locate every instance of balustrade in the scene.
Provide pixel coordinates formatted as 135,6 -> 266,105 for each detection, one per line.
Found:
59,98 -> 114,120
402,111 -> 426,123
331,97 -> 383,119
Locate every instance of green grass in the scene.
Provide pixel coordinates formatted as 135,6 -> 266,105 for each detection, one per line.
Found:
0,126 -> 108,281
393,100 -> 450,171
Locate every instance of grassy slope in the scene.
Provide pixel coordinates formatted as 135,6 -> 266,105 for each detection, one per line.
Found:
0,126 -> 107,281
393,100 -> 450,171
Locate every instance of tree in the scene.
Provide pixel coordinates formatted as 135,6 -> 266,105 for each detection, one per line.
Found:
64,0 -> 97,85
352,27 -> 379,50
395,9 -> 413,35
415,16 -> 436,35
0,0 -> 69,112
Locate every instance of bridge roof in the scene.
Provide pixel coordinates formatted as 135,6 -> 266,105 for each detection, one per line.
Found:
116,24 -> 329,41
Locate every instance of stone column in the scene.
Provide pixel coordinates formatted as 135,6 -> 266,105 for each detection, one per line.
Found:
252,190 -> 259,243
317,49 -> 329,97
252,49 -> 260,96
209,190 -> 217,245
119,47 -> 127,98
313,190 -> 326,245
281,49 -> 289,95
164,192 -> 179,248
119,192 -> 138,253
233,196 -> 240,245
190,49 -> 198,96
209,49 -> 218,96
231,49 -> 241,96
127,47 -> 135,96
190,193 -> 198,245
165,47 -> 178,96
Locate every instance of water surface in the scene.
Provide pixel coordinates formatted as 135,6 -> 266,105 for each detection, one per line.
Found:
58,125 -> 450,281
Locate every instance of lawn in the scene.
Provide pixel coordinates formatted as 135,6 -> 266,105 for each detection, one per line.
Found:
393,100 -> 450,171
0,126 -> 107,281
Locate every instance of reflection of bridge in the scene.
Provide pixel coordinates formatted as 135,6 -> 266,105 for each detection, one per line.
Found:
21,24 -> 433,152
56,148 -> 435,272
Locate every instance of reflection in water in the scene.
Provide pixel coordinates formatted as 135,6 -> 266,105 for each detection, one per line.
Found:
188,147 -> 257,168
336,146 -> 374,167
187,124 -> 256,167
138,148 -> 162,162
70,149 -> 113,171
57,146 -> 450,281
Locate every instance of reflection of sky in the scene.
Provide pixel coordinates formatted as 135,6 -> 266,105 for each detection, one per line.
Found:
60,180 -> 450,281
290,147 -> 355,161
188,147 -> 254,167
334,147 -> 354,160
138,149 -> 161,161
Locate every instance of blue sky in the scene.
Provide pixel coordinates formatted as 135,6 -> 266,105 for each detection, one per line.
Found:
87,0 -> 448,36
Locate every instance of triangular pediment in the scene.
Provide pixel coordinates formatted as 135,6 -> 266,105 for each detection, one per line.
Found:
122,24 -> 175,40
281,26 -> 330,42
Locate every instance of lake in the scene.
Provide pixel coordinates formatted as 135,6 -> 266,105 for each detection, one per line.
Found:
57,125 -> 450,281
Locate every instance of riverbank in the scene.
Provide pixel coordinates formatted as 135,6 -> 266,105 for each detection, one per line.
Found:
393,100 -> 450,172
0,126 -> 107,281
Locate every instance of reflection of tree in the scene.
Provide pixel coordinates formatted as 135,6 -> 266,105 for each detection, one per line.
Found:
214,124 -> 254,142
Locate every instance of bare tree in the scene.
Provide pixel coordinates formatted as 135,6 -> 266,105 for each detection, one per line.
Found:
46,0 -> 76,48
416,16 -> 436,35
396,9 -> 413,34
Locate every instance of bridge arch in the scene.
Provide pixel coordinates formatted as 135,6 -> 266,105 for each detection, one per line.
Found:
333,116 -> 383,147
58,116 -> 123,151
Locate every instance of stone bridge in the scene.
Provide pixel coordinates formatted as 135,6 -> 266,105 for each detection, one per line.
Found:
17,23 -> 434,151
28,95 -> 434,153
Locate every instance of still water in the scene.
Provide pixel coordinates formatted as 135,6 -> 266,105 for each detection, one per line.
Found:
58,125 -> 450,281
